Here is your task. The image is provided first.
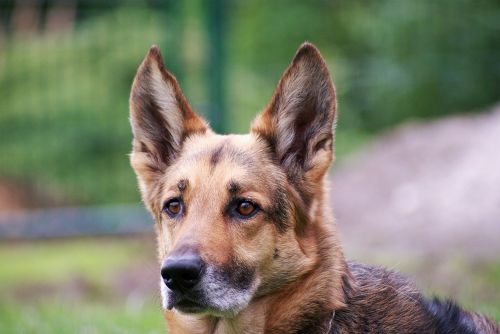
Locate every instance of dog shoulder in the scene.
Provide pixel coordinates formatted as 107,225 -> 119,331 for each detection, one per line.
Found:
332,262 -> 499,333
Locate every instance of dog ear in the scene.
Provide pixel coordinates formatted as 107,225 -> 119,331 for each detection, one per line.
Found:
129,45 -> 209,195
251,43 -> 336,190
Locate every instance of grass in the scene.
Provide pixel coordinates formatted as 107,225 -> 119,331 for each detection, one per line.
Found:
0,301 -> 164,334
0,238 -> 164,333
0,239 -> 145,289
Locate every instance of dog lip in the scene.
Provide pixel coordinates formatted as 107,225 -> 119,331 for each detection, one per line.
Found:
174,299 -> 206,313
168,289 -> 207,313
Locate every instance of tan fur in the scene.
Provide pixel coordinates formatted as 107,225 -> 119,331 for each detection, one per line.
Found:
130,43 -> 499,334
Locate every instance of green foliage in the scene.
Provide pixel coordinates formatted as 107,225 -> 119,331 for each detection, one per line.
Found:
0,9 -> 164,204
337,0 -> 500,129
227,0 -> 500,130
0,1 -> 499,204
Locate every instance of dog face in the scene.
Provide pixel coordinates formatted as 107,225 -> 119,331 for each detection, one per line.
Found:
129,43 -> 336,316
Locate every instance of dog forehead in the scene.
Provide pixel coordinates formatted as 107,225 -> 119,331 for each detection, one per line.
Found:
182,134 -> 263,166
165,133 -> 271,185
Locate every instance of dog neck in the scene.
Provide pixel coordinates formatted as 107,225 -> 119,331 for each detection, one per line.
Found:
165,217 -> 347,334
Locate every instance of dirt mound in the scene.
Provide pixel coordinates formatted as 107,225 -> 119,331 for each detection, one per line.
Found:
331,104 -> 500,259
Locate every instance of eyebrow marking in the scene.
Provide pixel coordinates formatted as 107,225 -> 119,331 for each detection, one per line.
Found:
177,179 -> 188,192
210,144 -> 225,166
228,180 -> 240,194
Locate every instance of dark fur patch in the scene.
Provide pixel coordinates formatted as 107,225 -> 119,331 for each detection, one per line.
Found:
210,144 -> 225,166
331,263 -> 499,334
280,94 -> 317,170
424,298 -> 477,334
228,180 -> 240,194
204,142 -> 257,171
177,179 -> 188,192
222,258 -> 255,291
333,263 -> 428,333
273,248 -> 279,259
266,186 -> 289,233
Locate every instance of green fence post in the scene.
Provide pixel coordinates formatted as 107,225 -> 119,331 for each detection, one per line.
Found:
163,0 -> 184,85
205,0 -> 226,133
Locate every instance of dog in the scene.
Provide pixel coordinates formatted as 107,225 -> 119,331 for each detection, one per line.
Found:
129,43 -> 499,333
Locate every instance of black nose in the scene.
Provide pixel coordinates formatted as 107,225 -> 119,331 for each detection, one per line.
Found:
161,254 -> 203,291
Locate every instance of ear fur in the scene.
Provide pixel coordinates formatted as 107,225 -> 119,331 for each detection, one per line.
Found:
129,45 -> 209,198
251,43 -> 337,191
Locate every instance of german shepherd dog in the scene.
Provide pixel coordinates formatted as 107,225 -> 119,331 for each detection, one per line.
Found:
129,43 -> 499,333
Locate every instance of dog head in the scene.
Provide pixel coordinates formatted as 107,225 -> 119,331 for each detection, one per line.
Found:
129,43 -> 337,316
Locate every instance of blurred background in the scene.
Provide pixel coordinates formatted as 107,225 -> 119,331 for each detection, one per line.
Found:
0,0 -> 499,332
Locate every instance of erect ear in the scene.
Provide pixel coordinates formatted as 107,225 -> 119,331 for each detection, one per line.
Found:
251,43 -> 336,193
129,45 -> 210,196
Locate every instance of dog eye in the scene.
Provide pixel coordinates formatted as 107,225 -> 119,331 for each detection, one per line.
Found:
235,200 -> 258,218
163,198 -> 183,217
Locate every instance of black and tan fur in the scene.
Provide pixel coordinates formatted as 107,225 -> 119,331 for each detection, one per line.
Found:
129,43 -> 499,333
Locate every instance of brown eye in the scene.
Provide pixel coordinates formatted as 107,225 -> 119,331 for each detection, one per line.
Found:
163,198 -> 182,217
236,200 -> 257,217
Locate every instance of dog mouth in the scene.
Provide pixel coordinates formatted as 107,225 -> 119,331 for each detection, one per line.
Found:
163,283 -> 254,317
163,285 -> 204,312
172,298 -> 206,313
164,285 -> 209,313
